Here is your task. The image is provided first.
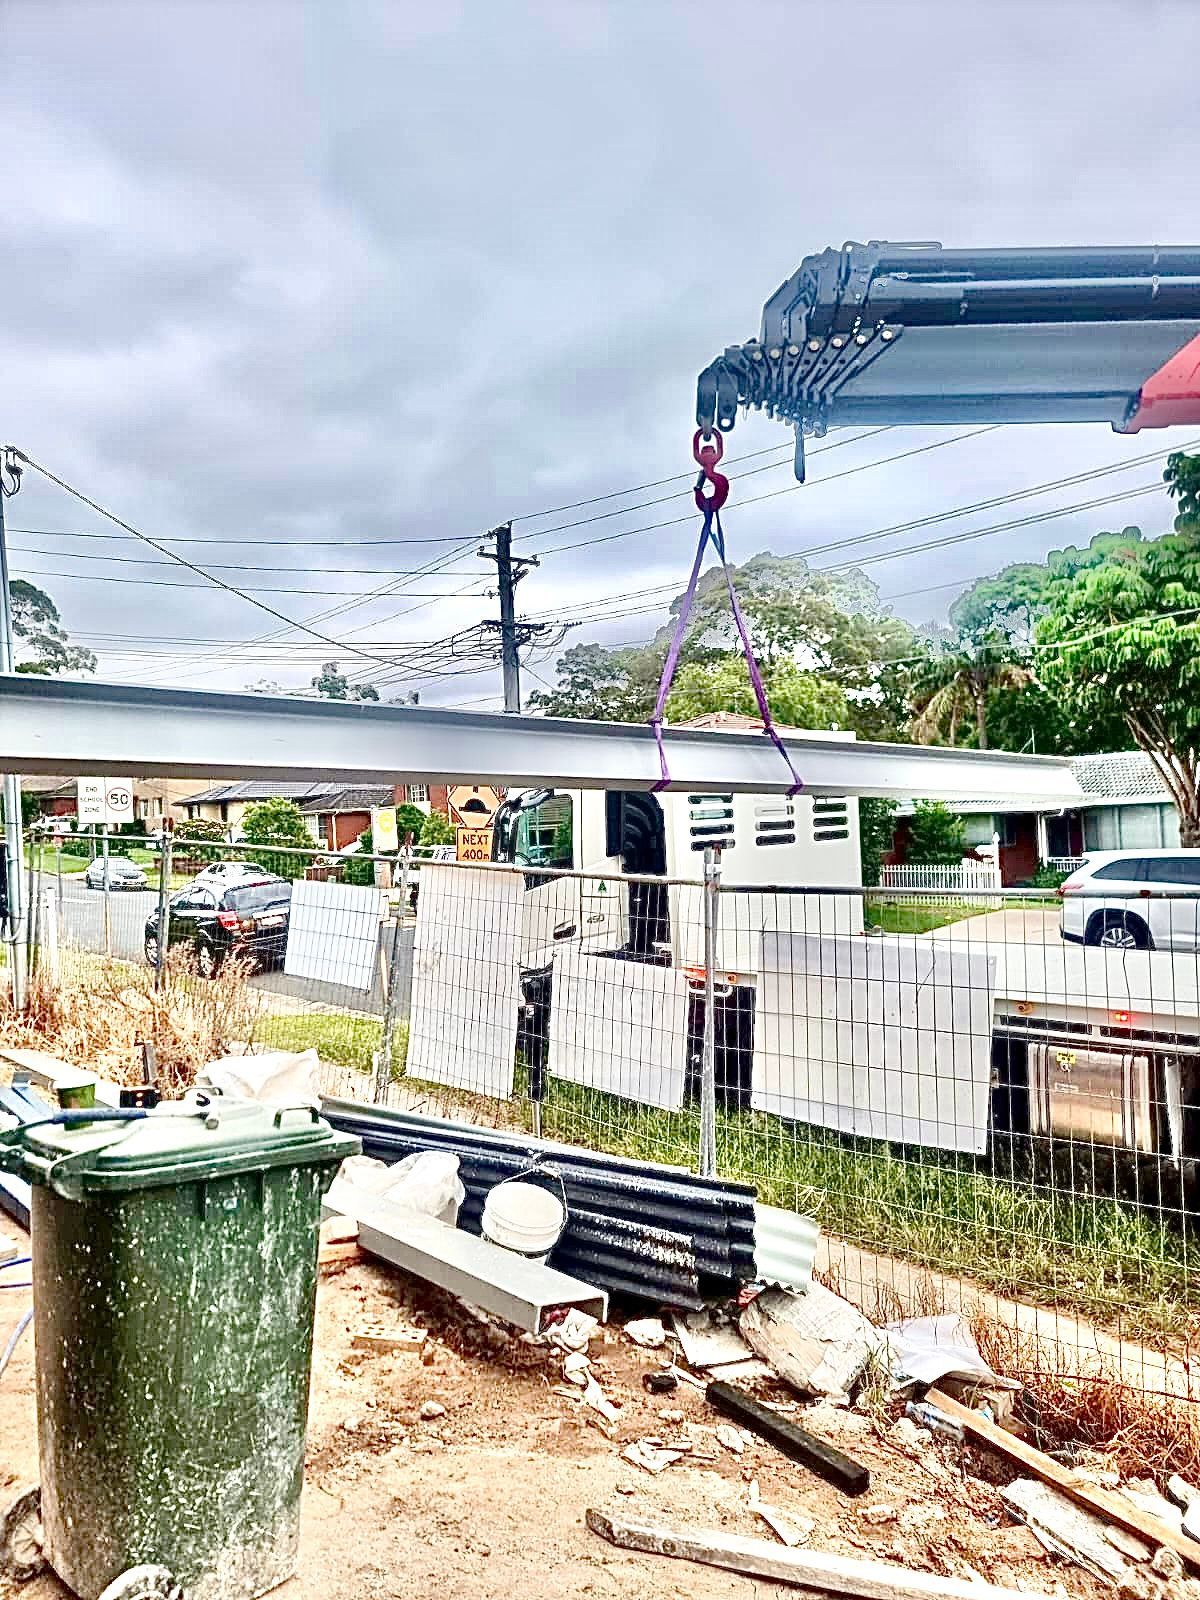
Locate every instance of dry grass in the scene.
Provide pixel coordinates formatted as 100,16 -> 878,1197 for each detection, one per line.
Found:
819,1261 -> 1200,1483
1,950 -> 269,1098
975,1317 -> 1200,1483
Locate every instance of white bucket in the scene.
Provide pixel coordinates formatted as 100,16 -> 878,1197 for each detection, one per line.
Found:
481,1179 -> 566,1265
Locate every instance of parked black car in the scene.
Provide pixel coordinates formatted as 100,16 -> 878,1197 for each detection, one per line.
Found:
144,877 -> 291,976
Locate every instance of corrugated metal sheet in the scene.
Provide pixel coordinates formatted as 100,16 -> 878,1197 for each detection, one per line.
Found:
753,1203 -> 819,1293
322,1100 -> 757,1309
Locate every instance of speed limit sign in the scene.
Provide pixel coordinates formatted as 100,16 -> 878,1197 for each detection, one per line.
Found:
104,780 -> 135,825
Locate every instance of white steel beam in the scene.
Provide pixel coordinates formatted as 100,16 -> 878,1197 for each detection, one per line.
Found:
0,674 -> 1084,802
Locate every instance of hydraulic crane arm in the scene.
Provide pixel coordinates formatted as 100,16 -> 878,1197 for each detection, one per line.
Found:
696,242 -> 1200,478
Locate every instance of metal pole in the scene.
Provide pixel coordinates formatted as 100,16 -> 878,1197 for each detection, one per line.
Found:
699,846 -> 721,1179
154,831 -> 171,991
101,824 -> 111,957
0,453 -> 27,1010
56,837 -> 62,906
373,851 -> 410,1102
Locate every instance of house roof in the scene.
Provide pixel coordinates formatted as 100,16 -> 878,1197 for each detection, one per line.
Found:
296,785 -> 396,814
180,780 -> 332,805
1071,750 -> 1169,801
180,779 -> 396,812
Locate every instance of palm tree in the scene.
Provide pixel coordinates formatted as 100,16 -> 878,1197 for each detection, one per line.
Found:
910,636 -> 1034,750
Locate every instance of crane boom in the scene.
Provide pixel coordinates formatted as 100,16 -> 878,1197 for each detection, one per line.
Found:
696,241 -> 1200,478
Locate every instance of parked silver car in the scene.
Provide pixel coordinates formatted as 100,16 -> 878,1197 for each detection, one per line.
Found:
84,856 -> 149,891
1059,849 -> 1200,950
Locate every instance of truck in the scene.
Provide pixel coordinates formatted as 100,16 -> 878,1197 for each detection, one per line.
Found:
491,785 -> 1200,1194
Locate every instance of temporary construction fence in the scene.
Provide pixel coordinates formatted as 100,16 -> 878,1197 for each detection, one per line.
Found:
9,830 -> 1200,1408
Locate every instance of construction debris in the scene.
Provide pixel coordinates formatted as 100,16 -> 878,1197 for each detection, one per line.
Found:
321,1099 -> 756,1308
747,1480 -> 815,1547
1166,1477 -> 1200,1543
715,1424 -> 745,1456
324,1175 -> 607,1335
1002,1478 -> 1132,1584
707,1381 -> 870,1496
926,1389 -> 1200,1573
642,1369 -> 678,1395
885,1312 -> 1011,1391
621,1440 -> 686,1476
740,1283 -> 883,1399
586,1509 -> 1054,1599
624,1318 -> 667,1349
670,1309 -> 754,1371
351,1326 -> 427,1355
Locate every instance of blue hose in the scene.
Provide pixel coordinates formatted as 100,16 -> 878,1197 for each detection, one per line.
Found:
0,1307 -> 33,1381
0,1257 -> 31,1271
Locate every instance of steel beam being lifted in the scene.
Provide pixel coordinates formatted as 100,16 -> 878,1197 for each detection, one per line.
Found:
0,674 -> 1084,802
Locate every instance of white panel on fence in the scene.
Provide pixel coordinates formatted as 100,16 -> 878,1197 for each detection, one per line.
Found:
284,880 -> 383,991
548,949 -> 689,1111
752,932 -> 997,1154
406,864 -> 523,1101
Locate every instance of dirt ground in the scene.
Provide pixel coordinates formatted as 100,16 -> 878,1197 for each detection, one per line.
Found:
0,1220 -> 1108,1600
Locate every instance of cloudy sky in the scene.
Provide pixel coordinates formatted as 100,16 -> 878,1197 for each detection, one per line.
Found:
5,0 -> 1200,708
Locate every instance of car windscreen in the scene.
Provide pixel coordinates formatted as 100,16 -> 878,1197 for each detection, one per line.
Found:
226,882 -> 291,913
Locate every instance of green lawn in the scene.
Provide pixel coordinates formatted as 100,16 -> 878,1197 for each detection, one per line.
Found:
864,895 -> 1045,934
254,1010 -> 408,1081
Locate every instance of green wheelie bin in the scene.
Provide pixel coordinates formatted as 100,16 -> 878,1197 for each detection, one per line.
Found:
0,1090 -> 358,1600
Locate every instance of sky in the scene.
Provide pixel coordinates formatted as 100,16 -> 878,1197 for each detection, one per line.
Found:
4,0 -> 1200,710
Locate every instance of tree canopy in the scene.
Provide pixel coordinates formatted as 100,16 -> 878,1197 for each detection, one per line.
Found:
239,797 -> 313,877
11,580 -> 96,675
1037,454 -> 1200,844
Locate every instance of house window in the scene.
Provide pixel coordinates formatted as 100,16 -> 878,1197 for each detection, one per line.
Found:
408,784 -> 429,803
219,802 -> 229,823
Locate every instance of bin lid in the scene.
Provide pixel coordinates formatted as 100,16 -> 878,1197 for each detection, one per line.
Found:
11,1092 -> 359,1194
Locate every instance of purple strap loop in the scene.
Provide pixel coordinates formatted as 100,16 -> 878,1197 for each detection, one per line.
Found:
649,501 -> 804,797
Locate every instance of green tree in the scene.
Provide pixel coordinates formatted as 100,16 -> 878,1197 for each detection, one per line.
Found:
342,805 -> 429,886
1038,457 -> 1200,844
665,657 -> 849,729
11,580 -> 96,675
172,818 -> 229,865
419,810 -> 455,848
310,661 -> 380,702
529,552 -> 923,740
238,796 -> 313,878
395,803 -> 427,843
857,797 -> 898,887
527,641 -> 662,722
910,635 -> 1034,750
905,801 -> 967,865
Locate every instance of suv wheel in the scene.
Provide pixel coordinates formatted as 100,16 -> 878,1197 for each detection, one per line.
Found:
144,934 -> 160,967
1087,911 -> 1151,950
196,943 -> 218,979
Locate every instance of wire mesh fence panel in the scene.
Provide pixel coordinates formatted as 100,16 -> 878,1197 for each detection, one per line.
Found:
720,879 -> 1200,1409
15,830 -> 1200,1407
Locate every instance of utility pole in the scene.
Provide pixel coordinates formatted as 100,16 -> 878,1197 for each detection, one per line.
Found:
0,447 -> 27,1009
478,523 -> 551,713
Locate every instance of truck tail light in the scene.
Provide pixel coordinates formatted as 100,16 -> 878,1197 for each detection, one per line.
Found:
217,910 -> 239,930
1112,1009 -> 1132,1026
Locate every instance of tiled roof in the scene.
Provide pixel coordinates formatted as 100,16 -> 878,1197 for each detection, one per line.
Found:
180,781 -> 331,805
297,786 -> 395,814
1071,751 -> 1169,800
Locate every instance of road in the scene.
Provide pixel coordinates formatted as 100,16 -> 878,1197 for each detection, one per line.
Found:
53,878 -> 415,1017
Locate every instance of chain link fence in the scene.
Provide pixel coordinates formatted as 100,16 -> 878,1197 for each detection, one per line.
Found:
8,830 -> 1200,1403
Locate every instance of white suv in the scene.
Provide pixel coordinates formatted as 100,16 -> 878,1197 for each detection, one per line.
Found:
1059,850 -> 1200,950
193,861 -> 285,890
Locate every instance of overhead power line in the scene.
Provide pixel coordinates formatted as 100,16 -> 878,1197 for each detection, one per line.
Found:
8,448 -> 436,669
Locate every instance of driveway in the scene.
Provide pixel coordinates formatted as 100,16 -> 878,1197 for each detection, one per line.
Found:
924,906 -> 1062,944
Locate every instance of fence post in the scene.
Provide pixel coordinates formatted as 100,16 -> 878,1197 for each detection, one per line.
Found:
101,825 -> 112,957
373,852 -> 409,1103
38,886 -> 59,986
56,838 -> 63,906
699,846 -> 721,1180
154,832 -> 172,991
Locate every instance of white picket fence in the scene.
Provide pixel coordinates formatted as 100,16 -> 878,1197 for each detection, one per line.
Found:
878,860 -> 1002,903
